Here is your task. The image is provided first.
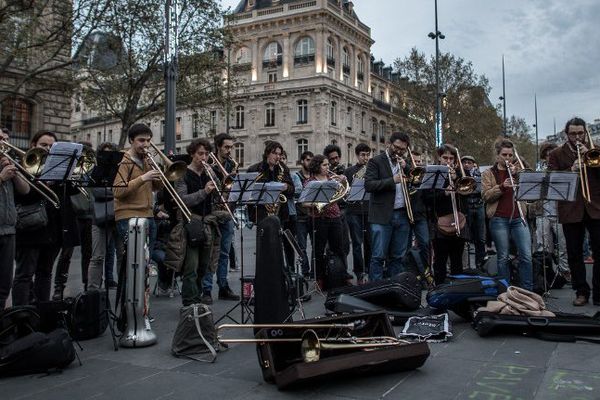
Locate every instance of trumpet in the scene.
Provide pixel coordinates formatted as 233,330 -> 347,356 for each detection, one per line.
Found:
201,160 -> 239,226
0,140 -> 60,208
217,323 -> 409,363
145,142 -> 192,223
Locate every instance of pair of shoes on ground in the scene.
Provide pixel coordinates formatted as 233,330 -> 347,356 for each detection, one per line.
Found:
201,286 -> 240,305
573,295 -> 600,306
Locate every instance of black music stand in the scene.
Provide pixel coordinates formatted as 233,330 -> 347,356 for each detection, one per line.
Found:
346,178 -> 370,278
417,165 -> 449,192
298,180 -> 339,295
86,150 -> 125,351
516,171 -> 578,296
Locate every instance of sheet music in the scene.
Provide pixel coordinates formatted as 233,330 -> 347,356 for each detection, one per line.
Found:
246,181 -> 286,204
547,171 -> 579,201
347,178 -> 370,202
516,171 -> 545,201
39,142 -> 83,181
418,165 -> 449,190
298,180 -> 338,203
228,172 -> 259,202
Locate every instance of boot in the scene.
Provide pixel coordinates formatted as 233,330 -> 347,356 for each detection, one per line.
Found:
52,285 -> 65,301
218,286 -> 240,301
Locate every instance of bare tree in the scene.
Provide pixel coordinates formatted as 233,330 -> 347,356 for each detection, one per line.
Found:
76,0 -> 229,147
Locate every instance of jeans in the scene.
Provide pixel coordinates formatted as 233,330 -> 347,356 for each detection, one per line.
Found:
409,218 -> 430,268
13,244 -> 61,305
562,214 -> 600,300
467,205 -> 487,267
535,216 -> 568,273
313,217 -> 346,281
346,212 -> 370,277
296,218 -> 312,275
203,219 -> 233,293
369,209 -> 411,281
0,234 -> 15,309
88,224 -> 117,289
489,217 -> 533,290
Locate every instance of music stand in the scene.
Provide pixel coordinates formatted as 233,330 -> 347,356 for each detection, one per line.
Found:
298,180 -> 339,296
516,171 -> 578,296
417,165 -> 449,191
346,178 -> 370,279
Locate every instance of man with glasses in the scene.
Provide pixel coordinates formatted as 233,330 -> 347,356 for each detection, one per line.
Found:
323,144 -> 345,175
548,117 -> 600,306
294,151 -> 313,277
364,132 -> 412,281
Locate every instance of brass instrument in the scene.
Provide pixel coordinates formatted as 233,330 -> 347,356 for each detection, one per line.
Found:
353,164 -> 367,180
217,323 -> 409,363
201,160 -> 239,226
0,140 -> 60,208
263,162 -> 288,216
454,147 -> 476,195
145,142 -> 192,223
391,152 -> 414,224
446,165 -> 462,237
229,154 -> 240,174
504,159 -> 526,223
208,152 -> 235,190
576,129 -> 599,203
513,148 -> 533,174
406,147 -> 425,187
313,170 -> 350,213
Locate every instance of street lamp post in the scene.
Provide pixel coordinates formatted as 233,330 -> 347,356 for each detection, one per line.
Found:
164,0 -> 178,154
499,55 -> 507,136
428,0 -> 445,147
534,93 -> 539,167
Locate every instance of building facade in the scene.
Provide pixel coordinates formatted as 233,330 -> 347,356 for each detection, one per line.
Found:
72,0 -> 411,168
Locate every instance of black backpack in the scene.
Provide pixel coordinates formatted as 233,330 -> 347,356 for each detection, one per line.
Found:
325,252 -> 349,290
70,289 -> 109,341
0,307 -> 76,376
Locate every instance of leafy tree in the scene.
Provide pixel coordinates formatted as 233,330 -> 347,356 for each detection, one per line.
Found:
76,0 -> 229,147
506,115 -> 537,168
393,48 -> 503,164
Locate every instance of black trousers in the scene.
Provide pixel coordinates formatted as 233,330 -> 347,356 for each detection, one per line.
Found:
0,234 -> 15,309
313,217 -> 345,281
562,212 -> 600,300
433,236 -> 465,285
54,218 -> 93,289
13,244 -> 61,305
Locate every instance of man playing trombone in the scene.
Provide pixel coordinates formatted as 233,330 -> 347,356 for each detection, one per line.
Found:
0,127 -> 30,309
481,138 -> 533,290
548,117 -> 600,306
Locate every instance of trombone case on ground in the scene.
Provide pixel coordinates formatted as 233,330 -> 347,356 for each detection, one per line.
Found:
473,311 -> 600,338
426,275 -> 509,320
325,272 -> 422,312
255,311 -> 430,390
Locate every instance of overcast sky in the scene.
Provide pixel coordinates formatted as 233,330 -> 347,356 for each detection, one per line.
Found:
221,0 -> 600,138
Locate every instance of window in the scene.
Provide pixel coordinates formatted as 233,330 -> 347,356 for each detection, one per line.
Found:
297,99 -> 308,124
160,119 -> 165,141
97,132 -> 101,145
343,74 -> 349,86
192,113 -> 200,137
357,57 -> 365,81
380,90 -> 385,102
346,107 -> 353,130
234,142 -> 244,166
297,139 -> 308,162
342,47 -> 350,74
108,129 -> 113,142
371,119 -> 378,142
360,111 -> 366,133
235,47 -> 251,64
268,71 -> 277,83
210,110 -> 217,134
330,101 -> 337,126
294,37 -> 315,65
176,117 -> 182,140
263,41 -> 282,67
235,106 -> 245,129
326,38 -> 335,66
0,97 -> 32,149
379,121 -> 386,143
265,103 -> 275,127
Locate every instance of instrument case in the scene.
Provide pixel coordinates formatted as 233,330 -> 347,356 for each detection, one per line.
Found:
473,311 -> 600,338
325,272 -> 421,312
255,311 -> 430,390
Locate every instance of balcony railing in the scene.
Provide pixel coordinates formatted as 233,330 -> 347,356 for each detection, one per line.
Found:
357,71 -> 364,81
373,98 -> 391,112
342,64 -> 350,74
262,55 -> 282,68
294,54 -> 315,65
233,62 -> 252,71
326,57 -> 336,67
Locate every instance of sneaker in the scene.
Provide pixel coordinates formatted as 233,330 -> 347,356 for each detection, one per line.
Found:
573,295 -> 589,306
356,273 -> 367,285
229,265 -> 240,272
157,286 -> 171,297
107,280 -> 118,289
218,286 -> 240,301
201,294 -> 213,305
584,257 -> 594,264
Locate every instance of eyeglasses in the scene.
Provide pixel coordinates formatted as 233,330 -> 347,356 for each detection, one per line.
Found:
567,131 -> 585,137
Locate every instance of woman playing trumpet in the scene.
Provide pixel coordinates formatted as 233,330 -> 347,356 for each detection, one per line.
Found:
481,138 -> 533,291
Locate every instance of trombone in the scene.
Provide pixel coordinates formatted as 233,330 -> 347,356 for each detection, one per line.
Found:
504,159 -> 526,224
406,147 -> 425,187
207,152 -> 235,190
145,142 -> 192,223
0,140 -> 60,208
391,152 -> 414,224
201,160 -> 239,226
576,130 -> 599,203
446,164 -> 463,237
454,147 -> 476,195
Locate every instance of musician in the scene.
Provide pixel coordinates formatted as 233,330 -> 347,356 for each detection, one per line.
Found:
482,138 -> 533,290
344,143 -> 371,283
548,117 -> 600,306
461,154 -> 487,270
202,133 -> 239,304
173,139 -> 223,306
406,150 -> 430,271
246,141 -> 294,223
113,124 -> 162,272
295,150 -> 313,277
304,154 -> 348,288
364,132 -> 412,281
13,131 -> 80,305
280,150 -> 297,271
0,127 -> 29,309
424,144 -> 468,284
324,144 -> 345,175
